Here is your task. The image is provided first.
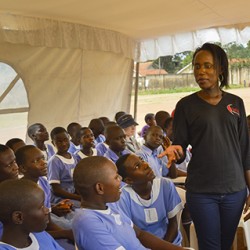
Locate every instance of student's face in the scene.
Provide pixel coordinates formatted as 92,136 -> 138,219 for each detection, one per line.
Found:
21,148 -> 47,178
123,125 -> 136,137
148,117 -> 156,127
0,149 -> 19,182
22,188 -> 50,232
124,155 -> 155,184
108,128 -> 126,152
102,161 -> 122,203
34,125 -> 49,142
80,129 -> 95,148
53,132 -> 70,153
193,50 -> 220,91
145,127 -> 164,150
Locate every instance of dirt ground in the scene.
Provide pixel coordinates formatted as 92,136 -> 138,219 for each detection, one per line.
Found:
131,87 -> 250,131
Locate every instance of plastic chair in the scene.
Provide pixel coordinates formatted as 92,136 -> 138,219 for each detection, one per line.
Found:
243,218 -> 250,249
189,222 -> 199,250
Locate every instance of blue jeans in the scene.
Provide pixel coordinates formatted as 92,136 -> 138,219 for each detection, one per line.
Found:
186,189 -> 247,250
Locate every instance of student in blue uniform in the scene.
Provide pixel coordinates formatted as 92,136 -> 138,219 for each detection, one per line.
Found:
48,127 -> 80,206
72,156 -> 184,250
67,122 -> 82,154
116,153 -> 183,246
16,145 -> 75,249
0,144 -> 19,239
74,127 -> 98,161
96,121 -> 117,156
0,179 -> 63,250
88,118 -> 105,145
104,124 -> 130,163
27,123 -> 55,161
136,125 -> 177,178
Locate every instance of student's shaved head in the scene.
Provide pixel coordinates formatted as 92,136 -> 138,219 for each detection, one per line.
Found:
73,156 -> 113,199
0,179 -> 41,223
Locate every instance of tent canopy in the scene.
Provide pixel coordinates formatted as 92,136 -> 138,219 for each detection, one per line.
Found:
0,1 -> 250,138
1,0 -> 250,61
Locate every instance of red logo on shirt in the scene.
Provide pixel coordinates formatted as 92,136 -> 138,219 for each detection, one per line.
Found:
227,104 -> 240,116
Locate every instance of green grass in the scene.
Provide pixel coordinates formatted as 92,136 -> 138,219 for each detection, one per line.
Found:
134,84 -> 245,96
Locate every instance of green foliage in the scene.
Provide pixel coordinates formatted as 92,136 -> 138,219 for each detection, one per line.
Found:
152,42 -> 250,73
136,84 -> 244,96
152,51 -> 193,73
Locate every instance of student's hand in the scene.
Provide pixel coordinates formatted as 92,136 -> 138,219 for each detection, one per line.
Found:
158,145 -> 183,168
52,199 -> 73,217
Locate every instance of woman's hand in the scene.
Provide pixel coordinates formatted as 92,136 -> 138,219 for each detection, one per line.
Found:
158,145 -> 184,168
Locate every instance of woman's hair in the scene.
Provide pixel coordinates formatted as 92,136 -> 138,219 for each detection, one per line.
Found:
192,43 -> 229,89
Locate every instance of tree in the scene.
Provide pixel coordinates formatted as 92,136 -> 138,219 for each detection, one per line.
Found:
152,51 -> 193,73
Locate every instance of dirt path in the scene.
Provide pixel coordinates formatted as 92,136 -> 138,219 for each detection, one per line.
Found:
131,87 -> 250,131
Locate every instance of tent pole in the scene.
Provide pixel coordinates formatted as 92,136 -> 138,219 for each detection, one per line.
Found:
134,62 -> 140,120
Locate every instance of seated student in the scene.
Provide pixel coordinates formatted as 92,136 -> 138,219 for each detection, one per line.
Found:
72,156 -> 184,250
5,138 -> 26,153
75,127 -> 98,161
27,123 -> 55,161
99,116 -> 110,126
0,144 -> 19,239
48,127 -> 81,206
88,118 -> 105,145
67,122 -> 82,154
96,121 -> 117,156
0,144 -> 19,183
114,111 -> 126,122
140,113 -> 157,138
117,114 -> 141,153
116,153 -> 183,246
155,110 -> 170,136
15,145 -> 75,249
0,179 -> 63,250
104,124 -> 130,163
136,125 -> 178,178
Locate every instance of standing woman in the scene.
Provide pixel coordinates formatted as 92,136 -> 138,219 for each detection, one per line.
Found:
168,43 -> 250,250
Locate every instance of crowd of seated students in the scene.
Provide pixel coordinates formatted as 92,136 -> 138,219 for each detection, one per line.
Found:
0,111 -> 191,250
3,110 -> 249,249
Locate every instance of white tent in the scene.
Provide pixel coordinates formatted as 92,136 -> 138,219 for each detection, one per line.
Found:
0,0 -> 250,134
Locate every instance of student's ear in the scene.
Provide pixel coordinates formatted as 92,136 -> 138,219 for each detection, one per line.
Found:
51,140 -> 55,147
12,211 -> 24,225
31,133 -> 37,141
95,182 -> 105,195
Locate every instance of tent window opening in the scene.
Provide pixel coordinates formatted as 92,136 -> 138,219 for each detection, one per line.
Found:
0,62 -> 28,143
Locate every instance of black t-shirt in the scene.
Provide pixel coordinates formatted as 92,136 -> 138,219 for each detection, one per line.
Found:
173,91 -> 250,193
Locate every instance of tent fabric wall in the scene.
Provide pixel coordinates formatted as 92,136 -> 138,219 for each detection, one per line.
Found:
0,41 -> 133,137
0,14 -> 137,60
